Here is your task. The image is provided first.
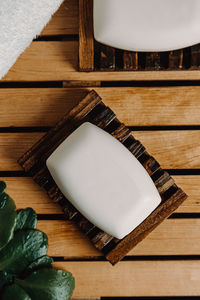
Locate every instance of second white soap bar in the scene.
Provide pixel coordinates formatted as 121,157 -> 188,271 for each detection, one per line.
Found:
46,122 -> 161,239
94,0 -> 200,52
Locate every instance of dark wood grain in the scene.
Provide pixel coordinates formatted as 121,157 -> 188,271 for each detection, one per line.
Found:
79,0 -> 94,71
123,51 -> 138,71
145,52 -> 161,70
190,45 -> 200,69
100,45 -> 116,71
168,50 -> 183,69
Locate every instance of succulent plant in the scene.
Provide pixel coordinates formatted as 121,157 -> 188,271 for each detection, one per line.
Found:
0,182 -> 75,300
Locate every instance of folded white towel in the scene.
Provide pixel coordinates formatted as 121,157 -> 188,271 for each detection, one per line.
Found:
0,0 -> 64,79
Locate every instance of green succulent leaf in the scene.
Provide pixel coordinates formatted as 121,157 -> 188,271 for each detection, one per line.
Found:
0,181 -> 6,196
0,271 -> 13,292
0,229 -> 48,276
15,208 -> 37,231
1,284 -> 31,300
24,256 -> 53,276
17,268 -> 75,300
0,181 -> 17,250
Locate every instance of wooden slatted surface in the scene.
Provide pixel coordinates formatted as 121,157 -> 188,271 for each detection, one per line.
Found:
41,0 -> 78,36
1,0 -> 200,297
3,41 -> 200,81
38,218 -> 200,257
1,87 -> 200,126
55,261 -> 200,297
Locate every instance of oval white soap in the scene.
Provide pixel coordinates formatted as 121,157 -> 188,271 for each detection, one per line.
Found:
94,0 -> 200,52
46,122 -> 161,239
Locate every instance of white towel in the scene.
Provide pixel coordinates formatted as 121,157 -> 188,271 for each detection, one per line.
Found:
0,0 -> 64,79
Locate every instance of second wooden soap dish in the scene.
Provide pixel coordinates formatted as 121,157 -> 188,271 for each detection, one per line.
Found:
79,0 -> 200,72
18,90 -> 187,265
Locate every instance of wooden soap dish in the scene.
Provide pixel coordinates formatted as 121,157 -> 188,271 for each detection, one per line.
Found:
79,0 -> 200,72
18,90 -> 187,265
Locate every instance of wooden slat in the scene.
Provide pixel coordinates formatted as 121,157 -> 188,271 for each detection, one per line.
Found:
2,176 -> 199,213
0,88 -> 86,127
133,130 -> 200,169
41,0 -> 78,36
1,86 -> 200,127
72,299 -> 99,300
54,261 -> 200,297
0,133 -> 44,171
3,42 -> 77,82
79,0 -> 94,71
191,45 -> 200,69
168,50 -> 184,69
1,131 -> 200,171
38,219 -> 200,257
62,81 -> 101,88
100,45 -> 115,70
3,177 -> 62,214
123,51 -> 138,70
3,41 -> 200,81
145,52 -> 161,70
174,175 -> 200,212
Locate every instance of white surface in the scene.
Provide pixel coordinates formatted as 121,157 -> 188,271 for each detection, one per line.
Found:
0,0 -> 63,80
94,0 -> 200,52
46,122 -> 161,239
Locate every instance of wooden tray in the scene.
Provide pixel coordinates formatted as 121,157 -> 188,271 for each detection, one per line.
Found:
79,0 -> 200,72
18,90 -> 187,265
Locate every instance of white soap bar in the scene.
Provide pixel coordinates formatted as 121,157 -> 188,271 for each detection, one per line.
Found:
46,122 -> 161,239
94,0 -> 200,52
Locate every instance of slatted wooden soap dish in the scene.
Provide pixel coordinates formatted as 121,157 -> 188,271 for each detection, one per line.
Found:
18,90 -> 187,265
79,0 -> 200,72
